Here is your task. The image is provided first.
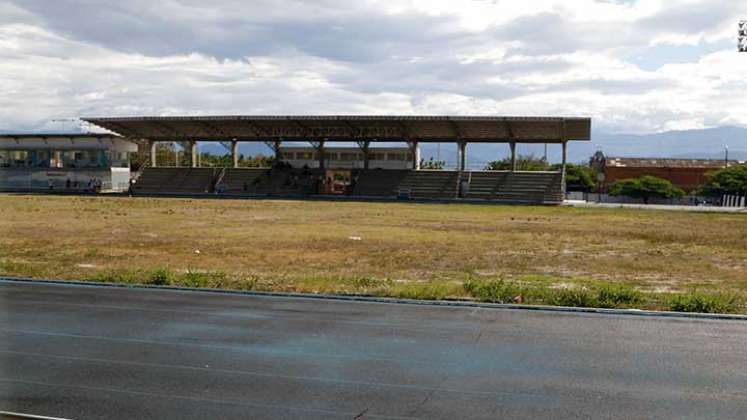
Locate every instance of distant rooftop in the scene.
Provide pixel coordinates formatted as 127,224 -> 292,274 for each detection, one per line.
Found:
605,157 -> 746,168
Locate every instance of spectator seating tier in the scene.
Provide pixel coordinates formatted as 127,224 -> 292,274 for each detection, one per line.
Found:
466,171 -> 563,203
352,170 -> 409,197
132,167 -> 217,194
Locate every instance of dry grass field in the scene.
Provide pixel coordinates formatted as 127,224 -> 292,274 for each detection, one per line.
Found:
1,194 -> 746,311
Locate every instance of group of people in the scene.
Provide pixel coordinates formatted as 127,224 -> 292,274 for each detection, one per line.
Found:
54,177 -> 103,192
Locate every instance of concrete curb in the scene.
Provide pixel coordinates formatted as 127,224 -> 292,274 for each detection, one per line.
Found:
2,276 -> 746,321
0,411 -> 72,420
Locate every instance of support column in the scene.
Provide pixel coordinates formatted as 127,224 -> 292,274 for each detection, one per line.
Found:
509,142 -> 517,172
561,141 -> 568,196
190,141 -> 198,168
458,141 -> 467,172
317,140 -> 325,171
274,139 -> 282,161
411,141 -> 420,170
231,140 -> 239,168
359,141 -> 370,170
150,141 -> 157,168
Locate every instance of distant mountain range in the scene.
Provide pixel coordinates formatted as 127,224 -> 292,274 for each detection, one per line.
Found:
197,126 -> 747,169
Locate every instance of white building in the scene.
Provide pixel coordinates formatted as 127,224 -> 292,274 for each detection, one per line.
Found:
0,134 -> 137,192
279,146 -> 418,170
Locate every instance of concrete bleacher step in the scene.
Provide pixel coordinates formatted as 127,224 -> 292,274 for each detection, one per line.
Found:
132,167 -> 564,204
221,168 -> 268,193
353,170 -> 409,197
464,171 -> 563,203
133,167 -> 216,194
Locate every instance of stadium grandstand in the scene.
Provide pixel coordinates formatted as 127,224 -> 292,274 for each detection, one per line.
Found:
0,133 -> 136,192
76,115 -> 591,203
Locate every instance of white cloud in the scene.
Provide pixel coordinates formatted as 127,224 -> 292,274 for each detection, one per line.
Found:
0,0 -> 747,135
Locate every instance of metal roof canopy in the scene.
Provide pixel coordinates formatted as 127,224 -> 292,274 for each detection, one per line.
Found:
0,133 -> 134,151
0,133 -> 121,140
82,115 -> 591,143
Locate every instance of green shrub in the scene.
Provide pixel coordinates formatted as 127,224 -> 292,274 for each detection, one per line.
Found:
464,279 -> 525,303
182,270 -> 211,288
669,293 -> 733,313
548,288 -> 598,308
235,276 -> 258,291
148,268 -> 173,286
597,284 -> 642,308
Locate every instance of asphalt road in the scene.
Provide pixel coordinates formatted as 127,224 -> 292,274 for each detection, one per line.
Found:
1,281 -> 746,419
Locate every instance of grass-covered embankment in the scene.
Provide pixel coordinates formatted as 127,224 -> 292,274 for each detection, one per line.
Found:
1,194 -> 745,313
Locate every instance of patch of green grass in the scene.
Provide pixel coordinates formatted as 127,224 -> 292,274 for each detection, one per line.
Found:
463,278 -> 526,303
83,248 -> 101,258
148,268 -> 173,285
182,270 -> 211,288
596,284 -> 642,308
346,276 -> 393,290
4,195 -> 747,314
669,292 -> 736,313
464,279 -> 646,309
390,282 -> 462,300
90,268 -> 257,291
547,288 -> 599,308
182,269 -> 233,288
233,276 -> 259,291
0,259 -> 45,278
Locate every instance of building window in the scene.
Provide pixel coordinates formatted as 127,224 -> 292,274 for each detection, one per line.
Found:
340,152 -> 360,161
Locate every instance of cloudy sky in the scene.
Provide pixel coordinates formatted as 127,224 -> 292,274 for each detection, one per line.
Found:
1,0 -> 746,134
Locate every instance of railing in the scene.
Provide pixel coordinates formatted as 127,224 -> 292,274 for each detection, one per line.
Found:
721,194 -> 746,208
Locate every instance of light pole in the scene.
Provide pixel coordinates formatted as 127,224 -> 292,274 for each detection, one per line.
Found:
725,145 -> 729,168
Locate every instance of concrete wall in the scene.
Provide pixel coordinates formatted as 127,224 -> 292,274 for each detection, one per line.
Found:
603,166 -> 715,193
575,192 -> 708,205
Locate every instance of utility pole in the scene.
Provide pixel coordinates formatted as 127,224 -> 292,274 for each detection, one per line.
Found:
725,145 -> 729,168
